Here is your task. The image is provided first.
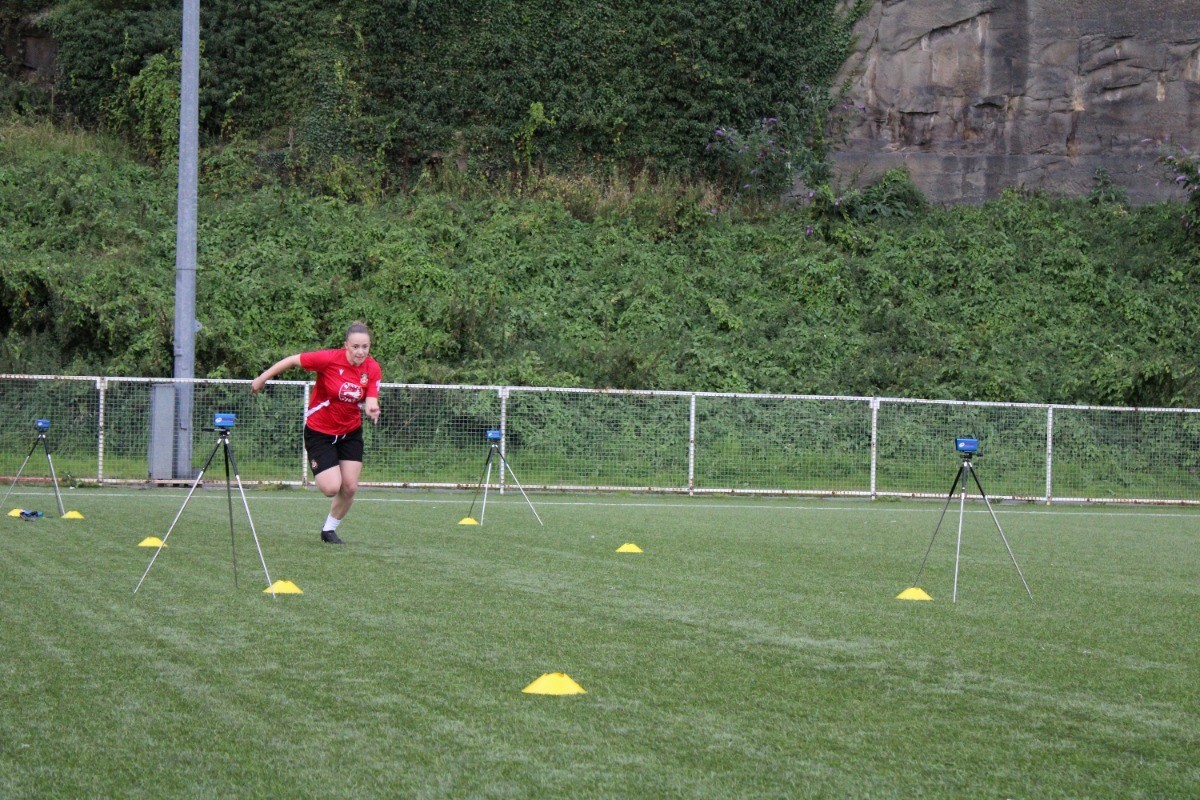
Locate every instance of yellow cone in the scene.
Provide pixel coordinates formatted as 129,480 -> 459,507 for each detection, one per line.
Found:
138,537 -> 166,547
62,510 -> 84,519
522,672 -> 586,695
7,508 -> 22,517
265,579 -> 303,594
616,543 -> 643,553
458,517 -> 480,525
896,587 -> 933,601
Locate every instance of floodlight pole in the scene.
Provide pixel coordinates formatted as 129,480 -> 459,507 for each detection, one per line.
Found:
172,0 -> 200,479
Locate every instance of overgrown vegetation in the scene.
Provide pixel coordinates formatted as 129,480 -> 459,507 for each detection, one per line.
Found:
2,116 -> 1197,405
1157,145 -> 1200,238
18,0 -> 868,194
1,3 -> 1197,406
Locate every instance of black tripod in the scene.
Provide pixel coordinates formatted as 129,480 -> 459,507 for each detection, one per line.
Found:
135,425 -> 275,596
460,442 -> 543,526
2,425 -> 67,517
911,453 -> 1033,603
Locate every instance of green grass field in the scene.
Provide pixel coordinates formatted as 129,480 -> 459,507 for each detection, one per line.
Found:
1,487 -> 1196,799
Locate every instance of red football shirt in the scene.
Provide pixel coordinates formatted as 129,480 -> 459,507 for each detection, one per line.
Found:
299,349 -> 382,435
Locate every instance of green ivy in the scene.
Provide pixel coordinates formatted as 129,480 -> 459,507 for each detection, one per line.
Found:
25,0 -> 866,192
100,48 -> 182,164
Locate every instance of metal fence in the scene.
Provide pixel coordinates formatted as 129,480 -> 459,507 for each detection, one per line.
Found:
3,374 -> 1200,504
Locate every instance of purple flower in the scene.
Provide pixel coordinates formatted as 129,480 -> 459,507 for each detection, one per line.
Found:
715,129 -> 726,136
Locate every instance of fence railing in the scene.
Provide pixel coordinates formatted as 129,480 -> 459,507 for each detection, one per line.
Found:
2,374 -> 1199,504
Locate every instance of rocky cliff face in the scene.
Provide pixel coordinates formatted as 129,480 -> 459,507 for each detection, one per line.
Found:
833,0 -> 1200,203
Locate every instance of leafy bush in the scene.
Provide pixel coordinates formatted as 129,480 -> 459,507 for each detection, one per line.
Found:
99,48 -> 181,164
848,168 -> 928,221
2,117 -> 1198,407
1157,144 -> 1200,239
1088,167 -> 1129,208
707,117 -> 793,200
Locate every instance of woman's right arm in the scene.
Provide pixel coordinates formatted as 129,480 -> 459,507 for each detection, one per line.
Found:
251,354 -> 303,393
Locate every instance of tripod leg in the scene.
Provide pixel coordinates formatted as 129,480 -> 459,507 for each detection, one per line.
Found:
223,438 -> 274,596
464,448 -> 494,521
0,437 -> 42,509
968,465 -> 1034,600
912,465 -> 965,587
952,464 -> 968,603
134,437 -> 222,593
223,439 -> 239,589
500,454 -> 543,526
41,437 -> 67,517
480,451 -> 496,525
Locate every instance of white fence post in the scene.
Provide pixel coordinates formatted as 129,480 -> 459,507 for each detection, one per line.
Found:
96,377 -> 107,485
1045,406 -> 1055,504
688,394 -> 697,496
869,397 -> 879,499
499,386 -> 509,494
301,383 -> 311,486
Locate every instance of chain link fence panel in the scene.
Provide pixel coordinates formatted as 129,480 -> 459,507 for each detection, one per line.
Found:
875,400 -> 1048,499
694,394 -> 871,494
1049,406 -> 1200,502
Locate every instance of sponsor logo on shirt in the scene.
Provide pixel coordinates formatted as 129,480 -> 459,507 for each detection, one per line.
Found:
338,382 -> 364,403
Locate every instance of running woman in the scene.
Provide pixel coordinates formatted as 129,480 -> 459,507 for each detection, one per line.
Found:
251,321 -> 382,544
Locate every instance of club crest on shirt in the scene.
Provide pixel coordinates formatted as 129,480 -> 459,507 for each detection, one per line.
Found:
360,373 -> 368,385
338,381 -> 364,403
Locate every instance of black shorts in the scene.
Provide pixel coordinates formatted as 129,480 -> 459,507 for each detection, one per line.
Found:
304,426 -> 364,476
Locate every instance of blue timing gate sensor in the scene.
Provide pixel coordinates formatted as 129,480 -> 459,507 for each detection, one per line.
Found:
955,437 -> 980,454
214,413 -> 236,429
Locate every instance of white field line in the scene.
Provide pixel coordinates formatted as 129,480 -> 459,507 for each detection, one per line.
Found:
6,488 -> 1200,520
